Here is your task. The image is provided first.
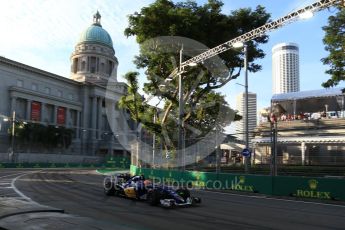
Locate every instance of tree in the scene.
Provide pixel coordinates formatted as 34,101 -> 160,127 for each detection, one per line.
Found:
14,123 -> 73,150
121,0 -> 269,152
321,6 -> 345,91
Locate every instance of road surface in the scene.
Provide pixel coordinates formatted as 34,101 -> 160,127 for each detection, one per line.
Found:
1,169 -> 344,230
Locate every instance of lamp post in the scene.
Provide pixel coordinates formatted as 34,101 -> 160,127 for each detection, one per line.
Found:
81,129 -> 86,155
177,47 -> 197,171
3,111 -> 16,162
234,42 -> 250,173
243,44 -> 250,173
11,111 -> 15,162
108,132 -> 114,159
152,108 -> 157,168
270,103 -> 280,176
270,118 -> 278,176
178,46 -> 184,171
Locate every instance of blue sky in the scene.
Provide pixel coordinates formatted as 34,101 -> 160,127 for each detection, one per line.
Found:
0,0 -> 342,133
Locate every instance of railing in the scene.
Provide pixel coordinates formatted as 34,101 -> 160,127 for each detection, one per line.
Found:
256,118 -> 345,133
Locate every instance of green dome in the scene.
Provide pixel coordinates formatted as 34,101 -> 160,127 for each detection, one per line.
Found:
78,24 -> 113,48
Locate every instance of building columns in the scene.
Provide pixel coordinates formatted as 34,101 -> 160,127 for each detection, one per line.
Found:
66,108 -> 71,127
26,99 -> 31,120
97,97 -> 102,139
10,97 -> 16,114
53,105 -> 57,124
76,111 -> 81,139
41,103 -> 46,123
91,96 -> 97,139
301,142 -> 306,166
121,110 -> 129,147
109,100 -> 116,133
293,100 -> 297,117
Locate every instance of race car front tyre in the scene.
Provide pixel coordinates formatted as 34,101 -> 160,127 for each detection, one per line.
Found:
104,177 -> 115,196
147,190 -> 160,206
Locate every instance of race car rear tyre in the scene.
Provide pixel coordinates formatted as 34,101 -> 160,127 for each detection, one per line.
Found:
147,190 -> 160,206
104,186 -> 115,196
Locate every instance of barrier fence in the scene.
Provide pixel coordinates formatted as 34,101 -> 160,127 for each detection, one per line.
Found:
0,157 -> 130,169
130,165 -> 345,202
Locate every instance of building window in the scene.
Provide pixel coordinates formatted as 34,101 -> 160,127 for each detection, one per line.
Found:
32,83 -> 38,91
90,56 -> 96,73
57,90 -> 62,97
108,61 -> 113,74
100,63 -> 105,72
45,87 -> 51,94
81,61 -> 86,71
69,93 -> 73,100
73,58 -> 79,73
17,79 -> 23,87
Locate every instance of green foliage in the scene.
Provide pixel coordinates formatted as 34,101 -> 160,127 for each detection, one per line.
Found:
321,7 -> 345,91
125,0 -> 270,74
12,122 -> 73,149
121,0 -> 270,150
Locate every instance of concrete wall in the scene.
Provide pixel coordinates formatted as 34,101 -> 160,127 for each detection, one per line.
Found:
0,152 -> 103,164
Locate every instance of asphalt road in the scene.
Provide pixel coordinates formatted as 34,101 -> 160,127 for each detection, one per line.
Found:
1,169 -> 345,230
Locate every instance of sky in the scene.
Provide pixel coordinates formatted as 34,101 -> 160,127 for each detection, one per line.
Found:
0,0 -> 343,134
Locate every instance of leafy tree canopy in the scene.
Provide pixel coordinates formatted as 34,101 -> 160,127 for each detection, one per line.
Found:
321,6 -> 345,91
121,0 -> 270,150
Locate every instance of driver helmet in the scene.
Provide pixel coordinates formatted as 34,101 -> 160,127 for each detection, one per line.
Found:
144,179 -> 152,186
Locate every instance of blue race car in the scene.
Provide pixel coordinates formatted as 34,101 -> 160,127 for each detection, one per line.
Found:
103,173 -> 201,208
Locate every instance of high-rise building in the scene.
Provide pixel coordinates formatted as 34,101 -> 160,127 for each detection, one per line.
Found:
272,42 -> 300,94
235,92 -> 257,144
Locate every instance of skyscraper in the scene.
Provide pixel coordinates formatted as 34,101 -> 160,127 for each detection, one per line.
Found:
235,92 -> 257,144
272,42 -> 300,94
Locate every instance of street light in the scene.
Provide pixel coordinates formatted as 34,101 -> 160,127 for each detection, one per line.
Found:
178,47 -> 184,171
102,131 -> 114,158
152,108 -> 157,168
2,111 -> 17,162
233,42 -> 250,173
11,111 -> 15,163
243,44 -> 250,173
178,46 -> 196,171
299,10 -> 313,20
81,129 -> 86,155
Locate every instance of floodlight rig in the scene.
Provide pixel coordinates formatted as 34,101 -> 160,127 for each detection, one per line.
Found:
181,0 -> 340,68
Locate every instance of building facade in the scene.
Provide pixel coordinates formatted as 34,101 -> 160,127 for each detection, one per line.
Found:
272,42 -> 300,94
0,12 -> 131,157
235,92 -> 257,144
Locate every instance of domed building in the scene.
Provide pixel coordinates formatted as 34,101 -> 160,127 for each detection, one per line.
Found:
71,11 -> 118,85
0,12 -> 131,163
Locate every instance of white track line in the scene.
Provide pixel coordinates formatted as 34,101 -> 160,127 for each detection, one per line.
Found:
11,170 -> 42,205
0,172 -> 30,179
197,190 -> 345,208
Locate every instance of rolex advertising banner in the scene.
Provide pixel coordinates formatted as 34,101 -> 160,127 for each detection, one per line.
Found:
130,165 -> 345,201
272,176 -> 345,201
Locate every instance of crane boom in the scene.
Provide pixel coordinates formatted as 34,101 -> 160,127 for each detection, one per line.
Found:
181,0 -> 339,68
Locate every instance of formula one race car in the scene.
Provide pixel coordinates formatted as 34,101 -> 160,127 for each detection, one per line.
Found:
103,173 -> 201,208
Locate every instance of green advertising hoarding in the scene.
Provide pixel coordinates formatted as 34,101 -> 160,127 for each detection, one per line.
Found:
130,165 -> 345,201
